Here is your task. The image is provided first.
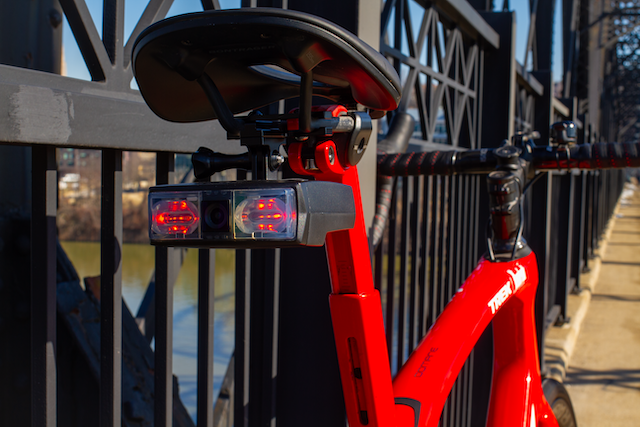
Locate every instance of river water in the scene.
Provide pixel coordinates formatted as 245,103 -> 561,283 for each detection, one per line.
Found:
60,241 -> 236,421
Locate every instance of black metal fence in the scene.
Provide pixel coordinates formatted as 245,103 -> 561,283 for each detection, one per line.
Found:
375,174 -> 482,426
0,0 -> 630,427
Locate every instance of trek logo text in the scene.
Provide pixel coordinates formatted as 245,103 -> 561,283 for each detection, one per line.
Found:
487,265 -> 527,314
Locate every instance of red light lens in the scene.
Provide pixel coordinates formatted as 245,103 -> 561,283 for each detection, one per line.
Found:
234,194 -> 295,239
235,196 -> 293,235
151,199 -> 199,236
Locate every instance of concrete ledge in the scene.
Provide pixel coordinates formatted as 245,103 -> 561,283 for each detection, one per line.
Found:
543,184 -> 631,382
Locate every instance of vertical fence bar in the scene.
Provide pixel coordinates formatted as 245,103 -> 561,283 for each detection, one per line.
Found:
603,172 -> 610,233
584,172 -> 594,265
438,176 -> 451,427
409,176 -> 423,352
575,172 -> 587,286
594,172 -> 600,248
155,152 -> 175,427
248,248 -> 280,426
235,248 -> 250,427
419,175 -> 433,338
397,177 -> 411,369
462,175 -> 478,426
565,173 -> 577,293
608,172 -> 615,219
532,172 -> 552,371
446,176 -> 458,425
386,181 -> 398,367
31,146 -> 58,427
452,176 -> 463,293
469,176 -> 478,273
598,171 -> 604,240
100,148 -> 123,427
468,175 -> 480,426
596,172 -> 603,239
455,177 -> 466,427
427,177 -> 441,328
460,176 -> 470,282
234,169 -> 250,427
592,171 -> 600,249
198,248 -> 216,427
438,177 -> 450,313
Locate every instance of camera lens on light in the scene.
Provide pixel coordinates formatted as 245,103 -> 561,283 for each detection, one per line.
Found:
204,201 -> 230,232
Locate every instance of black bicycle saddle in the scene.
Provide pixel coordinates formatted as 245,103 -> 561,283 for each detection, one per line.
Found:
132,8 -> 401,123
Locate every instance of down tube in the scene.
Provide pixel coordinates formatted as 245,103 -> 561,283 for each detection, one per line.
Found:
392,252 -> 547,427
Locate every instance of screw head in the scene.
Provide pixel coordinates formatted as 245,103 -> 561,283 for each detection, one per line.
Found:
328,147 -> 335,165
269,152 -> 285,170
49,9 -> 62,29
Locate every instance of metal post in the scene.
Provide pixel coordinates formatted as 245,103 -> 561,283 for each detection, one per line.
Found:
576,171 -> 588,281
155,152 -> 175,427
398,177 -> 412,369
386,179 -> 399,366
530,69 -> 554,371
1,3 -> 62,419
534,0 -> 556,72
31,146 -> 58,427
418,175 -> 433,338
553,172 -> 574,321
562,0 -> 580,98
100,149 -> 123,427
197,249 -> 216,427
472,12 -> 516,426
409,176 -> 423,352
248,248 -> 280,427
234,247 -> 250,427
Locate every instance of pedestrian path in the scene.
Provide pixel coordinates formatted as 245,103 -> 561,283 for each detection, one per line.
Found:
545,182 -> 640,426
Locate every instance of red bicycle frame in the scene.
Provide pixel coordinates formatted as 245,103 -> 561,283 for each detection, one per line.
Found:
290,134 -> 559,427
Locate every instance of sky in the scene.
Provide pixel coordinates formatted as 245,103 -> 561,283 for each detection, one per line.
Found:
61,0 -> 565,84
61,0 -> 242,83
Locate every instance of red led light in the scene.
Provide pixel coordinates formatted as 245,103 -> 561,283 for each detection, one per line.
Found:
236,197 -> 288,233
151,199 -> 199,236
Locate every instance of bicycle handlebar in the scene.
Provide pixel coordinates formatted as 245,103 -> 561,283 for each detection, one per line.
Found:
377,142 -> 640,177
532,142 -> 640,170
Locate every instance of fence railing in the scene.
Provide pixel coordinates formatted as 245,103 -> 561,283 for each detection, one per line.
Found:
375,173 -> 482,425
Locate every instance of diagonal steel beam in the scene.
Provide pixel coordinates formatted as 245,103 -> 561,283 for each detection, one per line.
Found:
58,0 -> 110,81
124,0 -> 176,69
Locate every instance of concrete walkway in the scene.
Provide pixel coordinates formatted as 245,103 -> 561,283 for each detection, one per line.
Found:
544,182 -> 640,426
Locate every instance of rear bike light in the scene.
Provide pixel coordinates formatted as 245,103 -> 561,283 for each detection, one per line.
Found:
148,181 -> 355,248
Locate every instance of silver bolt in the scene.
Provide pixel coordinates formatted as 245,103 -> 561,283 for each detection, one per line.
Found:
305,159 -> 318,170
270,152 -> 285,171
328,147 -> 335,165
